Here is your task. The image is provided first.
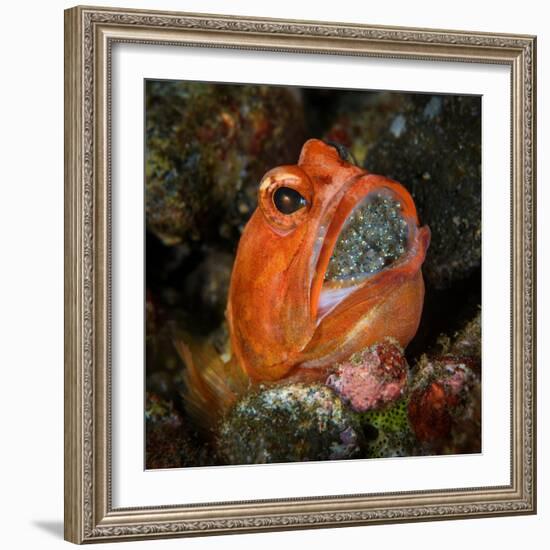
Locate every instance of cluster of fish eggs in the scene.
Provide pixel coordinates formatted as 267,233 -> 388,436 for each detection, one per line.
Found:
325,193 -> 408,282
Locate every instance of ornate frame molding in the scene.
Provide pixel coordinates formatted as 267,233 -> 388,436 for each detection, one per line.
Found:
64,5 -> 536,544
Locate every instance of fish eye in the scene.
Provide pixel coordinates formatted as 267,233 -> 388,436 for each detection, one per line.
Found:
273,186 -> 307,215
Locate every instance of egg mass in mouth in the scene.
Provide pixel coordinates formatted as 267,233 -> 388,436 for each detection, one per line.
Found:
324,192 -> 409,283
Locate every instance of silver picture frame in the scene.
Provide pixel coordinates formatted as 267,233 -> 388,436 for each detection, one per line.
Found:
64,5 -> 536,543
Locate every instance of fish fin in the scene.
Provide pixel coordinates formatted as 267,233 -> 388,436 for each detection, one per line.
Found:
174,337 -> 248,431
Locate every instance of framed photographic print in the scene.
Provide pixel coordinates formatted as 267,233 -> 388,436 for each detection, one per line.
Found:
64,5 -> 537,544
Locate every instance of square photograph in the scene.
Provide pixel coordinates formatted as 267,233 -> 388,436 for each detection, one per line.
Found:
144,80 -> 481,469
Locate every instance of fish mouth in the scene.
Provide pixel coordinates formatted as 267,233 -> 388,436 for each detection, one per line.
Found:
312,184 -> 414,323
324,191 -> 408,283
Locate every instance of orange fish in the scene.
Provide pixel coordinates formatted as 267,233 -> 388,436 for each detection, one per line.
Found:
179,139 -> 430,424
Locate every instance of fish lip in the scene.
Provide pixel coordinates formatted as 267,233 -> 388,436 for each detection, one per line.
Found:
309,186 -> 371,323
310,178 -> 423,324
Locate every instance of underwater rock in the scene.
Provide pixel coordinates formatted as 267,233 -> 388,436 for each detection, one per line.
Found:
145,392 -> 207,468
145,81 -> 306,245
146,233 -> 235,334
360,399 -> 417,458
182,248 -> 234,325
431,309 -> 482,368
447,309 -> 482,363
408,355 -> 481,454
145,292 -> 179,373
363,94 -> 481,289
145,289 -> 157,342
406,310 -> 481,454
217,383 -> 365,464
322,91 -> 410,167
326,339 -> 408,413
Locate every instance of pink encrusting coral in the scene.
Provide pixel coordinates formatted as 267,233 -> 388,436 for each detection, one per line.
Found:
326,339 -> 408,412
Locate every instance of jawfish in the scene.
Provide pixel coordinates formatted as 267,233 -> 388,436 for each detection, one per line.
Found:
227,139 -> 430,382
180,139 -> 430,423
